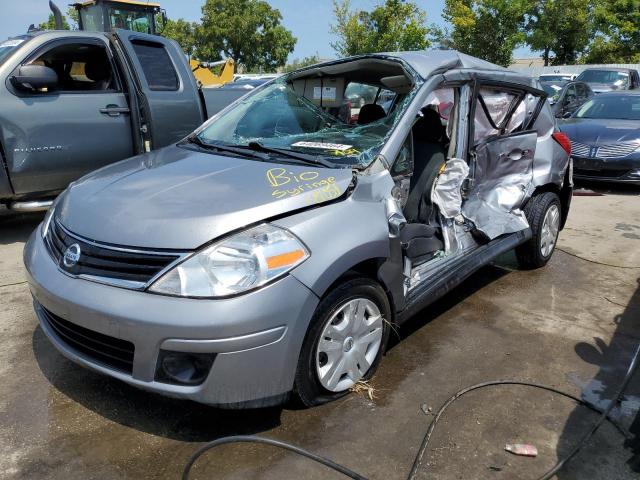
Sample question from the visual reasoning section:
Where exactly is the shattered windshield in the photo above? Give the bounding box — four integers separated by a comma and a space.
198, 78, 412, 168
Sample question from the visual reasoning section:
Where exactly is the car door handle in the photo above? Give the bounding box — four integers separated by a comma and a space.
507, 148, 530, 160
100, 105, 130, 117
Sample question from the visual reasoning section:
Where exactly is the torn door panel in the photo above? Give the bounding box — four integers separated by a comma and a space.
462, 132, 537, 239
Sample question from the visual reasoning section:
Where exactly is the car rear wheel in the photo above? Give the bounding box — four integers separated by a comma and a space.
294, 278, 391, 407
516, 192, 561, 269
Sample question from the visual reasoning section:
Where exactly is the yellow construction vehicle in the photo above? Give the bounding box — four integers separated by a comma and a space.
190, 58, 235, 87
71, 0, 166, 34
66, 0, 235, 87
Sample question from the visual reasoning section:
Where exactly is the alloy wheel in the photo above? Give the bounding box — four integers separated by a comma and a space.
540, 204, 560, 257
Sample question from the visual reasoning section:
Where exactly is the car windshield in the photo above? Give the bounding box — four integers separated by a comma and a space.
577, 69, 630, 87
197, 77, 409, 168
541, 83, 563, 98
0, 37, 26, 66
574, 95, 640, 120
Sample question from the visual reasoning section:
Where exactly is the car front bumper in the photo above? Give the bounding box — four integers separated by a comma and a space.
24, 226, 319, 407
572, 155, 640, 185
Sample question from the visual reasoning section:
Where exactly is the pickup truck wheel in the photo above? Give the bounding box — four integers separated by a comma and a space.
294, 278, 391, 407
516, 192, 561, 269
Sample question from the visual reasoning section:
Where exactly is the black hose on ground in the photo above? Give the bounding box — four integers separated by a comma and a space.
183, 343, 640, 480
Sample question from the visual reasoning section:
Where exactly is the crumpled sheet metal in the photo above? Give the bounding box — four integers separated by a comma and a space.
462, 136, 533, 239
430, 158, 469, 219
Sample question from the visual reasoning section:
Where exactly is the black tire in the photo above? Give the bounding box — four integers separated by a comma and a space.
516, 191, 561, 269
294, 277, 391, 407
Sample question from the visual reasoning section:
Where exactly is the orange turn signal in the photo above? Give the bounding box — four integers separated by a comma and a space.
266, 249, 306, 269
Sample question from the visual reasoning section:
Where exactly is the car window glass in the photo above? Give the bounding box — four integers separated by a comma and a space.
565, 85, 576, 98
26, 42, 116, 93
344, 82, 397, 121
575, 95, 640, 120
474, 88, 517, 143
131, 40, 179, 91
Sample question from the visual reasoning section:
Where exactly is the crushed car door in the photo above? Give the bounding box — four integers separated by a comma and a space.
112, 29, 206, 149
462, 87, 538, 239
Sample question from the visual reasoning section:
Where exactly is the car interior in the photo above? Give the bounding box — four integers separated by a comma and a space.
27, 42, 116, 92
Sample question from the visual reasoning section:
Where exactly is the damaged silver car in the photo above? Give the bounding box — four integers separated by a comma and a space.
24, 50, 572, 408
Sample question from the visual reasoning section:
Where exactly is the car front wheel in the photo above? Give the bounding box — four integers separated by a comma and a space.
294, 278, 391, 407
516, 191, 561, 269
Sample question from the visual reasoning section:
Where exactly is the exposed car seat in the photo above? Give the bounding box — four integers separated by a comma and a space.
400, 107, 448, 265
404, 108, 447, 224
357, 103, 386, 124
84, 60, 112, 90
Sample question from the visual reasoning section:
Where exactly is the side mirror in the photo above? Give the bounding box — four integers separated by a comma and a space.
11, 65, 58, 91
562, 111, 572, 119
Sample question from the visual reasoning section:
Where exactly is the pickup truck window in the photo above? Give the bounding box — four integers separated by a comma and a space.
131, 40, 179, 91
27, 42, 117, 92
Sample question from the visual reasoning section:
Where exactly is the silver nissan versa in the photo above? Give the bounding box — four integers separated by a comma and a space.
25, 51, 572, 408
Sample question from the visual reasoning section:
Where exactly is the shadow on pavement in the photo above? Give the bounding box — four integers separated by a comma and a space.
0, 211, 44, 245
557, 276, 640, 477
31, 326, 283, 443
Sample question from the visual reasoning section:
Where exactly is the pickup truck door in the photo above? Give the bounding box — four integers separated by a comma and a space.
112, 29, 206, 149
1, 36, 135, 196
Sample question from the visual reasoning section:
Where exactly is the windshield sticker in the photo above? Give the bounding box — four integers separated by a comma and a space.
292, 141, 353, 151
266, 167, 341, 201
312, 86, 337, 101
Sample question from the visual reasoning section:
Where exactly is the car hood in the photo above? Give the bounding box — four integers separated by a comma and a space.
56, 145, 353, 249
559, 118, 640, 145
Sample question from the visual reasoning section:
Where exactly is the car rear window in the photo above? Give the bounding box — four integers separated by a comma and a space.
131, 40, 179, 91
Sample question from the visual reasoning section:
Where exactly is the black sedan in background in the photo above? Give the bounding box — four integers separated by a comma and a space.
560, 92, 640, 185
542, 80, 593, 118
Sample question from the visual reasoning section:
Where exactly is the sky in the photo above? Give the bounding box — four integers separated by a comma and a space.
1, 0, 531, 61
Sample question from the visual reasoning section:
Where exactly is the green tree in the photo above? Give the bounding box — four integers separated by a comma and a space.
162, 18, 199, 55
283, 54, 322, 73
525, 0, 594, 66
38, 6, 77, 30
196, 0, 296, 71
584, 0, 640, 63
442, 0, 528, 66
330, 0, 431, 57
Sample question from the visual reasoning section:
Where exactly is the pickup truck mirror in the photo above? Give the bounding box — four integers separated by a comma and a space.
11, 65, 58, 91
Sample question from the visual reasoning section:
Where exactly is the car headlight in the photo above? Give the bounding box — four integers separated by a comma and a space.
148, 224, 309, 298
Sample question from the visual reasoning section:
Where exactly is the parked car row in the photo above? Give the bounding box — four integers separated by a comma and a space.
537, 68, 640, 186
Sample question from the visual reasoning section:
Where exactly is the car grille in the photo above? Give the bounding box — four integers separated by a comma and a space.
571, 141, 639, 159
39, 304, 135, 374
574, 168, 630, 178
44, 218, 183, 288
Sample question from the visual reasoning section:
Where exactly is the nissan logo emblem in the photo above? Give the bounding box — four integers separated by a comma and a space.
63, 243, 81, 268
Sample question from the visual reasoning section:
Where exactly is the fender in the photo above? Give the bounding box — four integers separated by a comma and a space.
273, 195, 391, 300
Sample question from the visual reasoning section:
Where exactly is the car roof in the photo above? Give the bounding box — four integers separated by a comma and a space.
294, 50, 537, 89
581, 67, 637, 72
593, 90, 640, 96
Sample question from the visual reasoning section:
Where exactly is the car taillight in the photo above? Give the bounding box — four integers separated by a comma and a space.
552, 132, 572, 156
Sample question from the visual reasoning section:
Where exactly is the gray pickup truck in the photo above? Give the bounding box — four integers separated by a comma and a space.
0, 28, 241, 211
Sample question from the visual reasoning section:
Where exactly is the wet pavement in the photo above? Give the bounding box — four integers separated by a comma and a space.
1, 186, 639, 480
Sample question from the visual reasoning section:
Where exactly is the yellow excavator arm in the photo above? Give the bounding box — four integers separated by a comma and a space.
190, 58, 235, 87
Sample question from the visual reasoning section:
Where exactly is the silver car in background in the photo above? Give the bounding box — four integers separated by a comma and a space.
25, 50, 572, 408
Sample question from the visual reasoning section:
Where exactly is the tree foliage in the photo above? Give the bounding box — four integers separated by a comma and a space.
283, 55, 322, 73
585, 0, 640, 63
525, 0, 594, 65
197, 0, 296, 71
441, 0, 528, 66
38, 7, 77, 30
162, 18, 199, 55
330, 0, 431, 57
